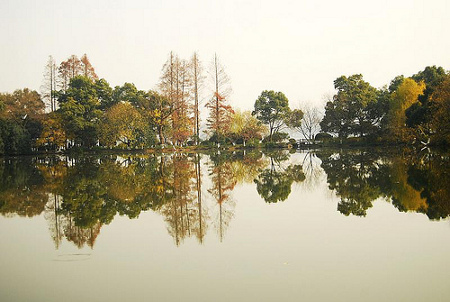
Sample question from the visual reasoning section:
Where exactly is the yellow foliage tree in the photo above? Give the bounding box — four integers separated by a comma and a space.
99, 102, 148, 148
387, 78, 425, 142
36, 112, 67, 150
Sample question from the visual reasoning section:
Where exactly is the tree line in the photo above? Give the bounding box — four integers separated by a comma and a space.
0, 52, 268, 154
320, 66, 450, 146
0, 53, 449, 155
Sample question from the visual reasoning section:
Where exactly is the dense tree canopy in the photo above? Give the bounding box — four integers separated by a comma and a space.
57, 76, 105, 147
99, 102, 149, 148
0, 89, 45, 154
253, 90, 291, 141
406, 66, 448, 134
320, 74, 381, 138
388, 78, 425, 140
430, 77, 450, 145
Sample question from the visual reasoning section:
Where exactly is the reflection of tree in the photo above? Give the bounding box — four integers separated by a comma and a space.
389, 157, 428, 214
318, 150, 388, 216
300, 152, 324, 190
406, 153, 450, 220
63, 217, 102, 249
193, 153, 209, 243
159, 154, 197, 245
54, 159, 109, 248
318, 149, 450, 220
254, 151, 305, 203
98, 156, 158, 218
229, 151, 267, 184
208, 152, 237, 242
44, 194, 64, 249
2, 150, 450, 248
0, 158, 48, 217
60, 160, 114, 227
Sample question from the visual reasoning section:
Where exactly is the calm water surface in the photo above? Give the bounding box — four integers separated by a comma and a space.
1, 149, 449, 302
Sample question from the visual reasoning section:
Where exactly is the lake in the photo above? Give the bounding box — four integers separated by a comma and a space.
1, 149, 449, 302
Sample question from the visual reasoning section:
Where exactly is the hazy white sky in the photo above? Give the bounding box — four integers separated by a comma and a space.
1, 0, 449, 110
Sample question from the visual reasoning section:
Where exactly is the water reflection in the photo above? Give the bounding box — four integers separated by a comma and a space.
254, 151, 305, 203
0, 149, 449, 248
317, 149, 450, 219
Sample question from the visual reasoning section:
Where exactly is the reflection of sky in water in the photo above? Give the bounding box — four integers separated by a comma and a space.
0, 150, 449, 302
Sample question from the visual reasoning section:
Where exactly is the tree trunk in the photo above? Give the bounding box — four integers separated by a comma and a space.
158, 125, 165, 145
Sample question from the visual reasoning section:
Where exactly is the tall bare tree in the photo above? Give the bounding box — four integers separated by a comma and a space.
41, 55, 57, 111
295, 103, 322, 143
190, 52, 204, 145
205, 53, 233, 140
171, 57, 192, 145
58, 55, 82, 91
159, 52, 193, 145
80, 54, 98, 80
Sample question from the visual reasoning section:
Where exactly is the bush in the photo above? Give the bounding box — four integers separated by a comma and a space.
263, 132, 289, 143
315, 132, 332, 141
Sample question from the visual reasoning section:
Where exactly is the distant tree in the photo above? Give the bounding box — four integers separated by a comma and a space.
388, 75, 405, 93
171, 57, 192, 145
99, 102, 148, 148
58, 55, 83, 91
386, 78, 425, 142
320, 98, 349, 139
407, 66, 449, 138
190, 52, 204, 144
3, 88, 45, 141
36, 112, 67, 150
205, 54, 233, 141
285, 108, 304, 132
320, 74, 379, 138
229, 110, 267, 145
80, 54, 98, 80
58, 76, 103, 147
95, 78, 113, 109
158, 52, 192, 145
411, 66, 447, 105
110, 84, 158, 145
111, 83, 144, 109
159, 51, 177, 105
293, 104, 321, 143
3, 88, 45, 121
430, 77, 450, 145
0, 89, 45, 154
41, 55, 57, 111
138, 90, 173, 145
253, 90, 290, 142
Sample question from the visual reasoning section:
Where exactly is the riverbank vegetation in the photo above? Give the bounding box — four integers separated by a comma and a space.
0, 53, 449, 155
